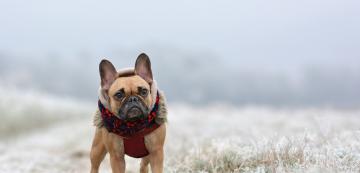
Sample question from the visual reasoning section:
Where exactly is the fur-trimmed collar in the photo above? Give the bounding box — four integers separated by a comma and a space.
98, 91, 161, 137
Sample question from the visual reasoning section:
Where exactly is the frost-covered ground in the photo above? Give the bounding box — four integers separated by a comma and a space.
0, 89, 360, 173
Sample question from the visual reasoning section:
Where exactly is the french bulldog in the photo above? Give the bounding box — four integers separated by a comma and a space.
90, 53, 167, 173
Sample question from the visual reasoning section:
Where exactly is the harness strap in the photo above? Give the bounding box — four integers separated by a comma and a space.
123, 124, 160, 158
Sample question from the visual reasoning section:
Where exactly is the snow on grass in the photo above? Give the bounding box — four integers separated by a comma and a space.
0, 87, 92, 138
164, 105, 360, 173
0, 91, 359, 173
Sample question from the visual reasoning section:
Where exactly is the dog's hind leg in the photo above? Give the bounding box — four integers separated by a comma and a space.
90, 128, 107, 173
140, 156, 150, 173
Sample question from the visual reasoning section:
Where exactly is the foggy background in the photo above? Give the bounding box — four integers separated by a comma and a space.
0, 0, 359, 108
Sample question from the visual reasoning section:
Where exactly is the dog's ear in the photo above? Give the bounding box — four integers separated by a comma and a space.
135, 53, 153, 83
99, 59, 117, 90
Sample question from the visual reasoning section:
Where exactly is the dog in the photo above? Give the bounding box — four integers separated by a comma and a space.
90, 53, 167, 173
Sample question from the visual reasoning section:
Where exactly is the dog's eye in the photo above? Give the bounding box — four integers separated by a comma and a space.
139, 88, 148, 97
114, 90, 124, 99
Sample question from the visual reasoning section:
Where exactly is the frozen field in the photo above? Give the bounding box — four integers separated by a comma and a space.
0, 89, 360, 173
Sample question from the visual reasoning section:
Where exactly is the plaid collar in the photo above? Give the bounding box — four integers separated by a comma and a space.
98, 91, 160, 138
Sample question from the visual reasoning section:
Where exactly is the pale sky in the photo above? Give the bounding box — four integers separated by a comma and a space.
0, 0, 359, 69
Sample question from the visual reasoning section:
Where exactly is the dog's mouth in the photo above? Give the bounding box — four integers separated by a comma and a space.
126, 106, 144, 119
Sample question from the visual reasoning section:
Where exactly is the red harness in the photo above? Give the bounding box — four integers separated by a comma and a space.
98, 92, 160, 158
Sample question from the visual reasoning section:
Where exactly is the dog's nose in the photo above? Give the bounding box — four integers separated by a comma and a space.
127, 96, 139, 103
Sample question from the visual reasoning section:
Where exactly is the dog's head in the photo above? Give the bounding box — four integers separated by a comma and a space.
99, 53, 154, 120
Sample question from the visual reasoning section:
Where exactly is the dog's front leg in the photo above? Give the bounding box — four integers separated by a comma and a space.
90, 128, 107, 173
149, 148, 164, 173
145, 124, 166, 173
103, 130, 126, 173
109, 152, 125, 173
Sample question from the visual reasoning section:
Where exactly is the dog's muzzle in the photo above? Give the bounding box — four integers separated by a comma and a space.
118, 96, 149, 121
